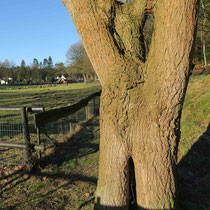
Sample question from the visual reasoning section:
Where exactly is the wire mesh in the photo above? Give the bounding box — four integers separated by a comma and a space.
0, 96, 100, 166
39, 97, 100, 150
0, 112, 24, 166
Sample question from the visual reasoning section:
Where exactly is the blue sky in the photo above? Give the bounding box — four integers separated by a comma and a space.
0, 0, 80, 66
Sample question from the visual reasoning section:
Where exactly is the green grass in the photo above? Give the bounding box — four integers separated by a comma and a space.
0, 82, 101, 110
178, 74, 210, 161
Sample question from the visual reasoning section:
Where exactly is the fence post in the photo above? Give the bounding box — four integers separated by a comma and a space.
21, 107, 32, 171
93, 97, 96, 115
86, 102, 91, 119
37, 127, 41, 159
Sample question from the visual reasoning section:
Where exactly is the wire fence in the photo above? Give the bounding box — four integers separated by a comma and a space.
0, 92, 100, 169
0, 114, 23, 139
37, 97, 100, 150
0, 112, 24, 166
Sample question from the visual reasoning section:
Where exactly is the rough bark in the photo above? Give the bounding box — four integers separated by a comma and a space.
62, 0, 200, 209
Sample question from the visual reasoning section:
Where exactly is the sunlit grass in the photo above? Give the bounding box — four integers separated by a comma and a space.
0, 82, 101, 110
178, 74, 210, 161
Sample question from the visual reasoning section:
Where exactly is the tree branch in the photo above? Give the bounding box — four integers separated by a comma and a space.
62, 0, 149, 86
62, 0, 125, 86
113, 0, 147, 62
143, 0, 200, 109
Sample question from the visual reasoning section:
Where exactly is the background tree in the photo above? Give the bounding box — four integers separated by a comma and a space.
32, 58, 39, 69
199, 0, 209, 66
62, 0, 200, 209
0, 59, 15, 81
0, 57, 66, 84
46, 56, 55, 82
41, 58, 50, 82
43, 58, 48, 69
47, 56, 53, 69
18, 60, 27, 82
193, 0, 209, 65
55, 62, 67, 77
10, 66, 18, 82
66, 42, 96, 81
31, 58, 42, 83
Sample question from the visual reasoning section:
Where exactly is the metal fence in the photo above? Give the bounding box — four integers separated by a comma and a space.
0, 112, 23, 166
35, 94, 100, 156
0, 107, 44, 168
0, 92, 100, 170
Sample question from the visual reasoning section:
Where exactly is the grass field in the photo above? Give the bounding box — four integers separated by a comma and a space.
0, 82, 101, 110
0, 76, 209, 209
179, 75, 210, 160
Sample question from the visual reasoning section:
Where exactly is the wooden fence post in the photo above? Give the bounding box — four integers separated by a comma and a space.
85, 105, 88, 120
86, 102, 91, 119
93, 97, 96, 114
21, 107, 32, 171
37, 127, 41, 159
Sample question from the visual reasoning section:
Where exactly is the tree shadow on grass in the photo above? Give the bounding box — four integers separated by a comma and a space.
80, 123, 210, 210
178, 122, 210, 210
34, 116, 99, 172
0, 168, 30, 196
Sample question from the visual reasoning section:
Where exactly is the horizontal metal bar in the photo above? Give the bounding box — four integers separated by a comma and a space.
27, 107, 45, 113
0, 142, 26, 149
0, 142, 45, 152
0, 107, 21, 111
0, 106, 44, 112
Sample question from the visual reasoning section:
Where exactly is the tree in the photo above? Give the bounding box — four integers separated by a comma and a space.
31, 58, 42, 83
47, 56, 53, 69
55, 62, 67, 77
40, 57, 55, 82
1, 59, 12, 69
0, 59, 15, 81
45, 56, 54, 82
199, 0, 209, 66
66, 42, 96, 81
43, 58, 48, 68
32, 58, 39, 69
62, 0, 200, 209
18, 60, 27, 82
193, 0, 209, 65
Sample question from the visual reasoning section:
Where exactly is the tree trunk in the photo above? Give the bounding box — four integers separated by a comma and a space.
95, 71, 181, 209
201, 0, 207, 66
83, 73, 88, 82
62, 0, 200, 209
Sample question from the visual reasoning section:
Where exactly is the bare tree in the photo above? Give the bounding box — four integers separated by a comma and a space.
66, 42, 95, 81
62, 0, 200, 209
